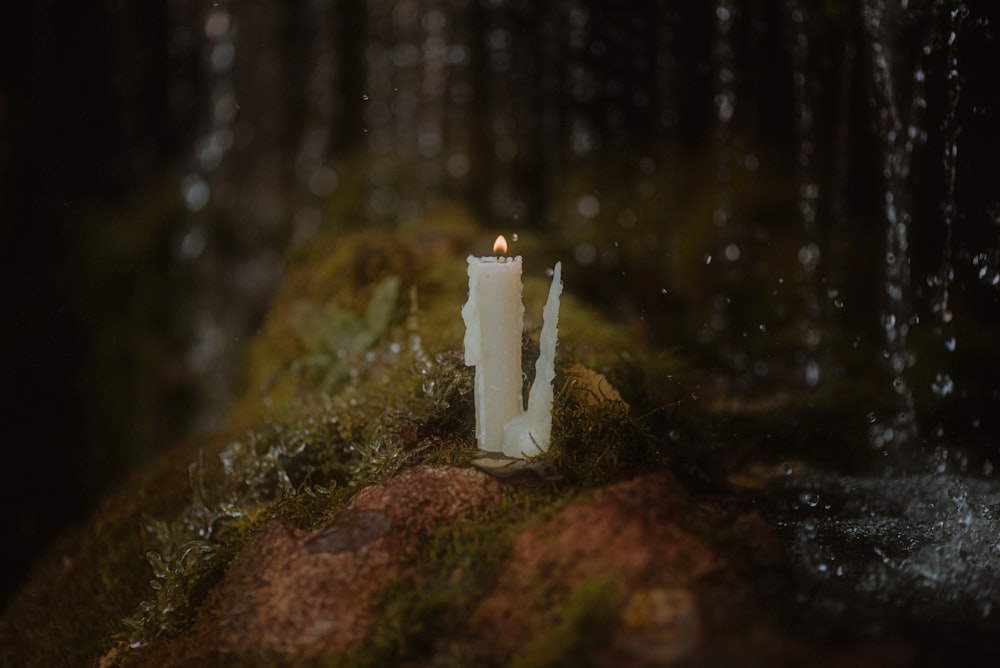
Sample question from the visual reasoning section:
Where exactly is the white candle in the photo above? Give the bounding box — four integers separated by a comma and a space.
462, 235, 563, 458
462, 235, 524, 452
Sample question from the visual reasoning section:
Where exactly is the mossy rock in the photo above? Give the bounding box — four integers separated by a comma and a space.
1, 206, 889, 667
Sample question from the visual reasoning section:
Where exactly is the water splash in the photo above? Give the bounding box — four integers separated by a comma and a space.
771, 468, 1000, 640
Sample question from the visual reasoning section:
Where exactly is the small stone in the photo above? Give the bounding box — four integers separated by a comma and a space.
618, 587, 702, 663
471, 452, 531, 479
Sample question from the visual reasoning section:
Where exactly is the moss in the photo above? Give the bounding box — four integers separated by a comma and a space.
0, 442, 203, 666
7, 213, 687, 666
544, 383, 664, 488
93, 214, 515, 656
508, 576, 621, 668
350, 496, 553, 666
360, 577, 461, 665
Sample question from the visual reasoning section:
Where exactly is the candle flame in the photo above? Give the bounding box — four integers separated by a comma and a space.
493, 234, 508, 255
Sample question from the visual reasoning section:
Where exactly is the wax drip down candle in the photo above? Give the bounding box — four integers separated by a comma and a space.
462, 235, 563, 458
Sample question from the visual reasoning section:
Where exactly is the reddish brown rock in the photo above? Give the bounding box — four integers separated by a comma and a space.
197, 465, 506, 661
469, 473, 718, 663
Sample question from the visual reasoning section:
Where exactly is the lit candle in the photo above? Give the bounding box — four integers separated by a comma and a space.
462, 235, 563, 458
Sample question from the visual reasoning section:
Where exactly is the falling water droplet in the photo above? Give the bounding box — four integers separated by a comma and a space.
178, 227, 206, 261
931, 373, 954, 398
805, 360, 821, 386
181, 175, 210, 212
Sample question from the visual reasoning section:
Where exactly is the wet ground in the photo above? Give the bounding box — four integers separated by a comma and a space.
762, 462, 1000, 663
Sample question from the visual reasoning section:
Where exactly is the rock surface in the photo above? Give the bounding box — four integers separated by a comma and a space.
172, 465, 505, 662
470, 473, 716, 664
95, 466, 725, 666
